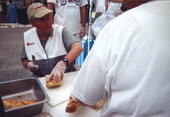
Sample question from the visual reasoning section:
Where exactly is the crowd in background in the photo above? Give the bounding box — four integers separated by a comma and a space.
0, 0, 126, 38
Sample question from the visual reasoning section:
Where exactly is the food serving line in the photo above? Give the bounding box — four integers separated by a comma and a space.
34, 71, 100, 117
0, 71, 100, 117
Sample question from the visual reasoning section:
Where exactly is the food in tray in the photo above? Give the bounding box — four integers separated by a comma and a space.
2, 99, 37, 110
46, 75, 62, 88
66, 97, 105, 113
66, 97, 80, 113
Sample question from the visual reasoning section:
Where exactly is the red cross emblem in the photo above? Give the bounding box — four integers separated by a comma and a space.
26, 42, 30, 46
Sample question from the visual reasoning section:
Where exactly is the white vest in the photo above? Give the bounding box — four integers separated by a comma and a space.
24, 25, 67, 61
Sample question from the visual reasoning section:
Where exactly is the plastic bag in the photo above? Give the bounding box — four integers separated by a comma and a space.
91, 2, 122, 37
91, 12, 115, 37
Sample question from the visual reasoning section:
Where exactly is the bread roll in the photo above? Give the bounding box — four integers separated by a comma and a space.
66, 97, 79, 113
66, 97, 105, 113
46, 75, 62, 88
90, 99, 105, 110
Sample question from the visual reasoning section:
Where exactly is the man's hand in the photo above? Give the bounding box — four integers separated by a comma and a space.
27, 62, 39, 72
47, 61, 66, 83
114, 9, 123, 17
79, 27, 86, 39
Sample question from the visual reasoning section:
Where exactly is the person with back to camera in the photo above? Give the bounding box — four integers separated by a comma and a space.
20, 3, 83, 84
66, 0, 170, 116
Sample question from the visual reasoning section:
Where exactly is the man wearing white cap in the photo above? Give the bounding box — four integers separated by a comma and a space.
21, 3, 83, 83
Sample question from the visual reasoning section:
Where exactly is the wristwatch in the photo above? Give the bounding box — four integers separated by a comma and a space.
63, 58, 69, 66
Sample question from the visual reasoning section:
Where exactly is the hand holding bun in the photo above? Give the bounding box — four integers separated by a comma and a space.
46, 75, 62, 88
65, 97, 105, 113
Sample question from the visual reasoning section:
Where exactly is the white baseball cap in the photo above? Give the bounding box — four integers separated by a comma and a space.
27, 3, 53, 20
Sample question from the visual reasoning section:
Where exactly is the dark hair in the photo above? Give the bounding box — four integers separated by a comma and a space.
121, 4, 127, 11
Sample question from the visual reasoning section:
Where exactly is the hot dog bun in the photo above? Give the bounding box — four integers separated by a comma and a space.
46, 75, 62, 88
66, 97, 79, 113
90, 99, 105, 110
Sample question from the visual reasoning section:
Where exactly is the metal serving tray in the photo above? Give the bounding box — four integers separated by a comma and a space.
0, 77, 49, 117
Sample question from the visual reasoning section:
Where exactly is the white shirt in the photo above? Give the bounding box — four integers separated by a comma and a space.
92, 0, 106, 13
71, 0, 170, 117
47, 0, 88, 34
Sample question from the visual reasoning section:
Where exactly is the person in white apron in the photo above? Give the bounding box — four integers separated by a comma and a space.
47, 0, 88, 40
